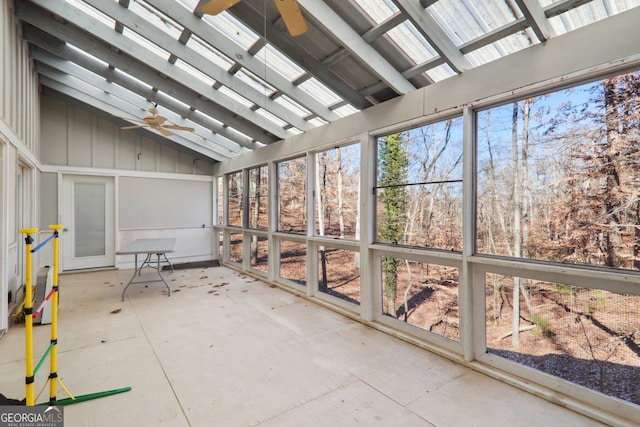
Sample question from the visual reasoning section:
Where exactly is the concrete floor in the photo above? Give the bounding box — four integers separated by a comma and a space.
0, 266, 610, 426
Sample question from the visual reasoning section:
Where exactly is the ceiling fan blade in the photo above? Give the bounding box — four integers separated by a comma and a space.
156, 127, 173, 137
121, 125, 148, 130
199, 0, 241, 15
163, 125, 195, 132
274, 0, 308, 36
146, 116, 167, 126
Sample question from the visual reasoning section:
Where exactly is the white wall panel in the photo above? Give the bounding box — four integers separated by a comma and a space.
118, 176, 212, 229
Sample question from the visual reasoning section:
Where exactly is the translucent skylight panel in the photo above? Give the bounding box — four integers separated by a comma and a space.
66, 43, 109, 68
332, 104, 359, 117
255, 45, 305, 81
155, 89, 191, 111
66, 0, 115, 27
174, 59, 217, 86
186, 35, 235, 71
255, 108, 288, 128
386, 21, 438, 64
274, 94, 311, 119
352, 0, 398, 24
463, 31, 533, 67
427, 0, 519, 46
122, 27, 171, 60
425, 63, 457, 82
546, 0, 640, 35
307, 117, 329, 128
218, 86, 254, 109
539, 0, 640, 14
201, 11, 259, 51
234, 69, 277, 98
298, 78, 341, 107
129, 0, 184, 40
177, 0, 198, 11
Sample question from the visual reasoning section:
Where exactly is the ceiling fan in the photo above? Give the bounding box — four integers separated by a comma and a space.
121, 106, 195, 137
199, 0, 308, 36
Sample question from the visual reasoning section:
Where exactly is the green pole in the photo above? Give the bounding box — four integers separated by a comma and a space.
38, 387, 132, 406
33, 342, 55, 376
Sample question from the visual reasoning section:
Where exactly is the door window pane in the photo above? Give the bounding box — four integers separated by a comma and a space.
75, 183, 105, 257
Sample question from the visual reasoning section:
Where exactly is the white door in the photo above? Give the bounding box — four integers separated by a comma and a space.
62, 175, 115, 270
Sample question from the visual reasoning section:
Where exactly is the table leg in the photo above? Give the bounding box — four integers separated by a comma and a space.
121, 253, 139, 301
157, 253, 171, 297
161, 253, 173, 273
121, 252, 171, 301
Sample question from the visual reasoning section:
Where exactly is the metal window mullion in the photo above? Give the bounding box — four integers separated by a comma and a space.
306, 152, 315, 298
268, 161, 278, 283
460, 105, 476, 362
242, 168, 250, 272
360, 133, 376, 322
222, 173, 230, 262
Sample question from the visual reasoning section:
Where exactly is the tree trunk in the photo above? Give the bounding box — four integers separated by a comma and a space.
511, 102, 521, 348
336, 147, 345, 238
403, 259, 414, 322
251, 169, 260, 262
316, 155, 326, 286
635, 203, 640, 270
603, 79, 622, 267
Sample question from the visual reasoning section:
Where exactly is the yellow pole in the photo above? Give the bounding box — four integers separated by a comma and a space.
19, 228, 39, 406
48, 224, 64, 405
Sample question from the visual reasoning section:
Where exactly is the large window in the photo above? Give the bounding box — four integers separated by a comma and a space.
381, 257, 459, 341
477, 71, 640, 270
249, 234, 268, 273
229, 232, 242, 264
485, 273, 640, 406
315, 143, 360, 239
376, 118, 464, 250
278, 157, 307, 233
248, 165, 268, 230
317, 247, 360, 305
280, 240, 306, 285
227, 171, 243, 227
216, 176, 223, 225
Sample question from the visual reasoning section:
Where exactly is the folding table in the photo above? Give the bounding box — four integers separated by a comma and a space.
116, 238, 176, 301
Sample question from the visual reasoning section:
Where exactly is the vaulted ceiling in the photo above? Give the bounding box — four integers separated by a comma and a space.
13, 0, 640, 162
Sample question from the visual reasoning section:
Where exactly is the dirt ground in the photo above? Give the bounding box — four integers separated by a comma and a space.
288, 251, 640, 406
228, 232, 639, 406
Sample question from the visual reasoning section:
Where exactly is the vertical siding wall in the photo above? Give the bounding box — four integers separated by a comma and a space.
40, 97, 212, 175
0, 0, 41, 333
39, 96, 216, 269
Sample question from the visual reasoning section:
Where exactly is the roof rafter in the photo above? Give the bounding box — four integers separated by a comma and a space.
514, 0, 555, 42
32, 48, 248, 159
17, 0, 284, 145
227, 1, 373, 110
83, 0, 314, 132
393, 0, 473, 74
298, 0, 416, 96
23, 24, 260, 152
39, 73, 228, 161
147, 0, 341, 124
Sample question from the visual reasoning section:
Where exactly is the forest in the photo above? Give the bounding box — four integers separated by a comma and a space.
222, 70, 639, 405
